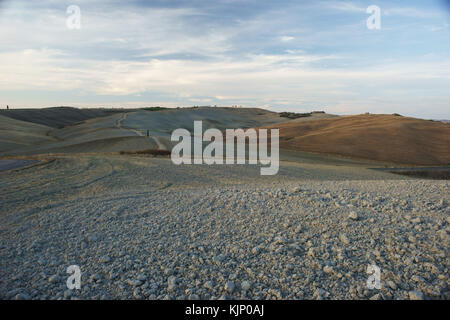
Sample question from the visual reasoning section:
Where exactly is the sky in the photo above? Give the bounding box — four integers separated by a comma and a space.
0, 0, 449, 119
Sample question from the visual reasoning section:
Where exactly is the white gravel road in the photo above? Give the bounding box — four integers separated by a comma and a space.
117, 113, 167, 150
0, 155, 448, 300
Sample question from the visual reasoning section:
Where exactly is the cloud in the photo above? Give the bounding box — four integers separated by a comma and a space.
280, 36, 295, 42
324, 1, 366, 13
383, 7, 442, 19
0, 0, 449, 119
1, 46, 448, 116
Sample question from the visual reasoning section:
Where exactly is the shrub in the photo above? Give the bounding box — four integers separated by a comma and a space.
279, 112, 312, 119
136, 149, 171, 156
390, 170, 450, 180
119, 149, 171, 157
141, 107, 167, 111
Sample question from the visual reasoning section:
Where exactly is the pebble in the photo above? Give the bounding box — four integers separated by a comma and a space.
348, 211, 359, 220
64, 290, 73, 299
14, 293, 30, 300
339, 233, 350, 245
241, 281, 251, 291
168, 276, 178, 292
137, 274, 147, 282
225, 281, 235, 293
100, 255, 111, 263
203, 281, 214, 290
323, 266, 333, 274
251, 247, 261, 255
127, 279, 143, 287
48, 275, 59, 284
409, 291, 424, 300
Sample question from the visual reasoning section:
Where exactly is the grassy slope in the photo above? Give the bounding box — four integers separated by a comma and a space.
0, 115, 55, 153
268, 114, 450, 166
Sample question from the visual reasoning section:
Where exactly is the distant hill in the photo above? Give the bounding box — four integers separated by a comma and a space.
0, 114, 55, 153
2, 107, 447, 166
267, 114, 450, 166
0, 107, 131, 128
0, 106, 290, 155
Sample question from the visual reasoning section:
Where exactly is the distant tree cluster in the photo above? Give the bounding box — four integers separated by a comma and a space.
279, 110, 325, 119
120, 149, 171, 157
279, 112, 312, 119
141, 107, 167, 111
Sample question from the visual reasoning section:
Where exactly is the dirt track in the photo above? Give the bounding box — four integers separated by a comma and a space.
0, 159, 40, 172
117, 113, 167, 150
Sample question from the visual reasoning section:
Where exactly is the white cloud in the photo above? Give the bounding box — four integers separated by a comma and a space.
280, 36, 295, 42
383, 7, 442, 19
1, 46, 448, 117
324, 2, 366, 13
0, 0, 449, 118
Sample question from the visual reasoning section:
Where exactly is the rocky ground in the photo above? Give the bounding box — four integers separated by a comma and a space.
0, 155, 448, 300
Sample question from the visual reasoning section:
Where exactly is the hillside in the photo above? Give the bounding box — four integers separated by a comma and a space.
0, 107, 130, 128
0, 107, 290, 155
269, 114, 450, 166
0, 115, 56, 153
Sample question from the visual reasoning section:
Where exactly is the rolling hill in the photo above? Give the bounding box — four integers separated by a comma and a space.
268, 114, 450, 166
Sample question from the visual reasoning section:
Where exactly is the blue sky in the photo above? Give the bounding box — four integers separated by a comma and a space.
0, 0, 449, 118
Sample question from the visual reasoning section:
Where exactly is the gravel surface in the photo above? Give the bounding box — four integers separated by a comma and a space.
0, 155, 448, 300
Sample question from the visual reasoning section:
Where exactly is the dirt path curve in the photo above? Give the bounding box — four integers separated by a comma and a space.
0, 159, 40, 172
116, 113, 128, 129
152, 136, 167, 151
116, 113, 167, 151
